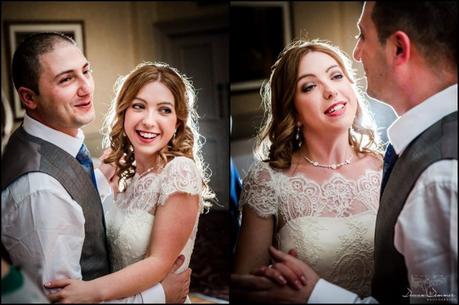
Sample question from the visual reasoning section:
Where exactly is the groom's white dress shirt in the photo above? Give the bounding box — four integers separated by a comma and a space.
308, 84, 458, 304
1, 114, 165, 303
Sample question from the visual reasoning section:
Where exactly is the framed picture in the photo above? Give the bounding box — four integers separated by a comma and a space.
4, 21, 85, 120
230, 2, 291, 92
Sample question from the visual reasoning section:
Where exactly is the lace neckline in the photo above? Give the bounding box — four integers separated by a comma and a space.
282, 208, 376, 221
267, 162, 381, 186
138, 165, 162, 178
133, 158, 177, 180
240, 161, 382, 225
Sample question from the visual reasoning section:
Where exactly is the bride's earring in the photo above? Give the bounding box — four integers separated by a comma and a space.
168, 130, 177, 149
295, 122, 302, 147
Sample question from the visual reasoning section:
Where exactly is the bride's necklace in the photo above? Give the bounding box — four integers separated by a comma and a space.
303, 152, 353, 170
138, 163, 163, 177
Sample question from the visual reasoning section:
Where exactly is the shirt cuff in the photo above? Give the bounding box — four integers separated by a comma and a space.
308, 279, 359, 303
94, 168, 112, 202
141, 283, 165, 303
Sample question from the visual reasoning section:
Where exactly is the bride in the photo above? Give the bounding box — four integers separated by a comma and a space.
46, 62, 214, 303
233, 39, 382, 298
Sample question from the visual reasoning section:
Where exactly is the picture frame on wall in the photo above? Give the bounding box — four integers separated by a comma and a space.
4, 21, 85, 120
230, 2, 291, 92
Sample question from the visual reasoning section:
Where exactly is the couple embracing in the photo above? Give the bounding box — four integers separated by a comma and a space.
232, 2, 457, 304
2, 31, 213, 303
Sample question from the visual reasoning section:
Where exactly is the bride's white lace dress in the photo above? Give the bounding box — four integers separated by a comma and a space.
240, 161, 381, 297
105, 157, 203, 302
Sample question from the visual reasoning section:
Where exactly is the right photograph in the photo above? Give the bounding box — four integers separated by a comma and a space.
230, 1, 457, 304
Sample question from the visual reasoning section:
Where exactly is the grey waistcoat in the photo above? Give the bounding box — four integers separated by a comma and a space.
372, 112, 457, 303
1, 126, 111, 280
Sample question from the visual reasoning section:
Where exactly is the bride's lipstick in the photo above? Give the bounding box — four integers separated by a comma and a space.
324, 102, 346, 117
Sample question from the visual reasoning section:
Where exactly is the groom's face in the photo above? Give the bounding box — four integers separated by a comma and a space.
33, 42, 96, 137
353, 2, 391, 102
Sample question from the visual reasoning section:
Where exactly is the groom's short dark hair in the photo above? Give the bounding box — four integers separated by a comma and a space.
372, 1, 457, 66
11, 32, 77, 95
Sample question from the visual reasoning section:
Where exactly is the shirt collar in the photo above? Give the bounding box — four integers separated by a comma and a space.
23, 113, 85, 158
388, 84, 457, 156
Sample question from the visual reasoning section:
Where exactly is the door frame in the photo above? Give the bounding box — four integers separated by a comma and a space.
153, 14, 228, 63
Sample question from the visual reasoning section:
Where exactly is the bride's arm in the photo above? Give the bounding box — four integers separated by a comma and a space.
98, 192, 199, 301
234, 205, 275, 274
46, 192, 199, 303
234, 208, 307, 290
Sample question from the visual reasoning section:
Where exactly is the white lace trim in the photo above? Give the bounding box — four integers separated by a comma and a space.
240, 161, 380, 298
115, 157, 203, 213
107, 157, 202, 275
240, 161, 381, 225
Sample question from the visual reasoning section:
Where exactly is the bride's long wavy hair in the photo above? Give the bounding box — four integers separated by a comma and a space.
256, 39, 383, 169
102, 62, 214, 207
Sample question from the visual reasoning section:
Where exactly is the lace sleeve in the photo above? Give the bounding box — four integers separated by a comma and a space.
239, 161, 278, 218
158, 157, 202, 207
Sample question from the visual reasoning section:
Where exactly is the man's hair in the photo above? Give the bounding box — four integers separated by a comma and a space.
372, 2, 457, 67
11, 32, 77, 95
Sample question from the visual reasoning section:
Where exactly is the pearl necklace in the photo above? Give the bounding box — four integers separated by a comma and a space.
138, 164, 163, 177
303, 153, 353, 170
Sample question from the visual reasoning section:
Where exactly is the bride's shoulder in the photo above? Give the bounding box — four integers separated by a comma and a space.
164, 156, 197, 171
248, 159, 274, 173
161, 157, 201, 182
168, 156, 194, 164
245, 160, 276, 180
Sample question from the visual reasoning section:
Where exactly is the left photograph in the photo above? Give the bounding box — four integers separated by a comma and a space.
1, 2, 229, 304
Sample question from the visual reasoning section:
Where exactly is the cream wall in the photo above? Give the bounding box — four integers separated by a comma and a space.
1, 1, 228, 156
231, 1, 364, 140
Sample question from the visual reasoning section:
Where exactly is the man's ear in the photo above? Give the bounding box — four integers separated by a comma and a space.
17, 87, 38, 110
388, 31, 411, 66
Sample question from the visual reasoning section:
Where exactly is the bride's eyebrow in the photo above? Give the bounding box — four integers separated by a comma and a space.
297, 64, 339, 82
133, 97, 147, 103
325, 64, 339, 73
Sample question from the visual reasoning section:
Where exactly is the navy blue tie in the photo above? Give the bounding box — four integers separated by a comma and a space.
380, 143, 398, 198
76, 143, 98, 190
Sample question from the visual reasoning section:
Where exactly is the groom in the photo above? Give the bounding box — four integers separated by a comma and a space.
1, 32, 189, 303
231, 1, 457, 303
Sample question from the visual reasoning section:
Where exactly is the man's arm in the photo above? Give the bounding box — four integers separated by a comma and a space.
230, 246, 316, 303
2, 173, 174, 304
48, 256, 191, 304
231, 273, 378, 304
1, 173, 85, 294
46, 192, 198, 304
395, 160, 458, 302
232, 246, 379, 303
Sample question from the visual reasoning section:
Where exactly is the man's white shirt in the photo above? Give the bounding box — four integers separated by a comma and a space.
309, 84, 458, 303
1, 113, 165, 303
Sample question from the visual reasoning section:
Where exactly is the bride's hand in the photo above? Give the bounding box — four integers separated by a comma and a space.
269, 246, 319, 294
98, 149, 119, 193
251, 248, 308, 290
98, 149, 115, 178
45, 279, 102, 303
